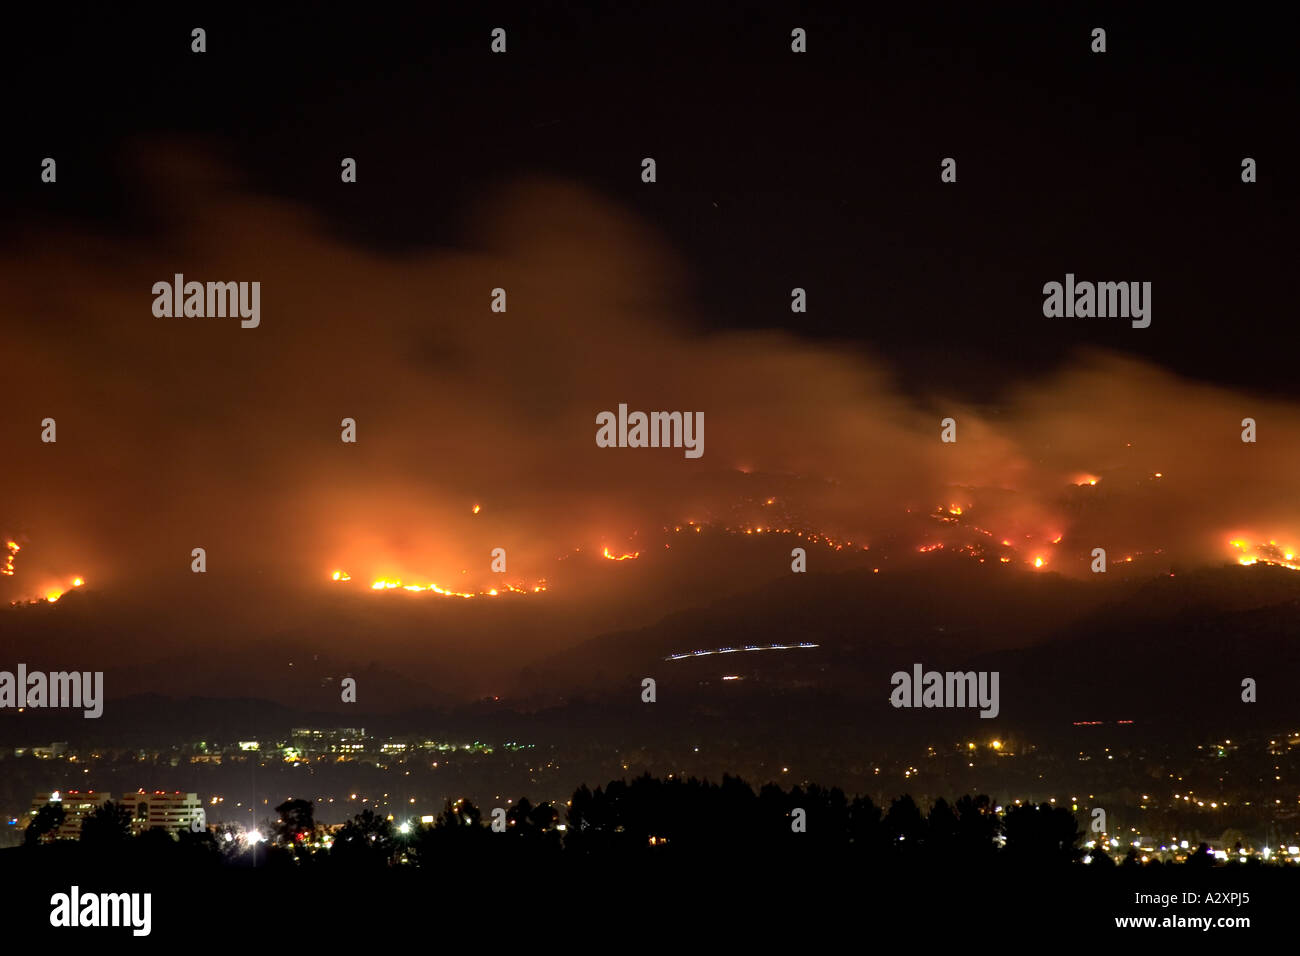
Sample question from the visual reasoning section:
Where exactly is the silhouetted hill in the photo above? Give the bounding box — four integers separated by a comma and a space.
520, 561, 1300, 736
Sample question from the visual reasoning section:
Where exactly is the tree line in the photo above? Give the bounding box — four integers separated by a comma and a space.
22, 773, 1221, 869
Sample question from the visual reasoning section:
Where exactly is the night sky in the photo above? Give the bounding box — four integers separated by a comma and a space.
6, 6, 1296, 395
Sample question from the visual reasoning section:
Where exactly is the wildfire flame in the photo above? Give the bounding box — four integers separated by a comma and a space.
2, 540, 85, 604
1228, 538, 1299, 572
678, 523, 866, 552
602, 547, 640, 561
40, 576, 85, 604
333, 572, 546, 597
918, 503, 1070, 570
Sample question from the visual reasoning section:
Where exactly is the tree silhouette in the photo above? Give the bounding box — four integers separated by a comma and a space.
504, 797, 559, 844
800, 783, 851, 854
883, 794, 926, 857
332, 808, 395, 867
953, 794, 1000, 862
927, 797, 960, 858
136, 825, 176, 854
274, 798, 316, 846
1002, 803, 1082, 866
528, 800, 559, 832
24, 802, 65, 845
848, 794, 884, 856
17, 772, 1235, 877
436, 797, 482, 829
79, 800, 134, 846
1187, 842, 1215, 868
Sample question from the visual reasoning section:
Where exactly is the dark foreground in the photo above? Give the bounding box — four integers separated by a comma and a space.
3, 843, 1290, 943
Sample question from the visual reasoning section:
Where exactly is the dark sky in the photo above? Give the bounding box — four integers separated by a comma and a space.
5, 4, 1296, 401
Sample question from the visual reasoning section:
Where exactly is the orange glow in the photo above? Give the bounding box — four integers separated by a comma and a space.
673, 521, 868, 552
1227, 537, 1299, 572
1073, 475, 1100, 487
1, 541, 86, 604
1033, 556, 1045, 568
602, 547, 640, 561
472, 504, 481, 515
34, 575, 85, 604
337, 572, 544, 597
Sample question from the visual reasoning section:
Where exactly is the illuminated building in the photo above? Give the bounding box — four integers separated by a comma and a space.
291, 727, 368, 754
130, 791, 204, 835
29, 790, 114, 840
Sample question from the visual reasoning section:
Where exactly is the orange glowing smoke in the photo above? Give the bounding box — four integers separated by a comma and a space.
1073, 475, 1100, 487
919, 503, 1064, 569
41, 576, 85, 604
2, 540, 85, 604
